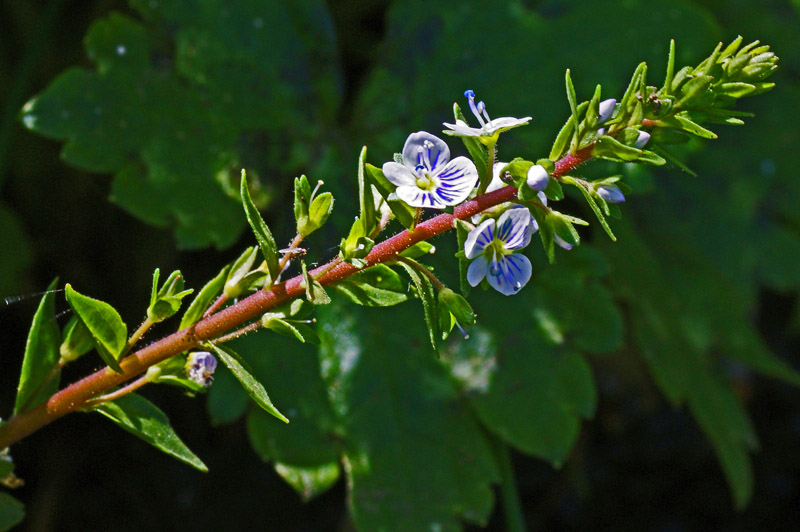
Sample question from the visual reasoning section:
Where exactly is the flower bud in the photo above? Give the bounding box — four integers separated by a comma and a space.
633, 130, 650, 148
526, 164, 550, 191
596, 184, 625, 204
185, 351, 217, 387
597, 98, 616, 124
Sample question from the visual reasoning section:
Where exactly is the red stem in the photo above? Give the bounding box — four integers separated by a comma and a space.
0, 146, 593, 450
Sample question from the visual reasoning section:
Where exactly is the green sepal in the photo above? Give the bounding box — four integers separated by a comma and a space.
592, 135, 644, 162
550, 101, 589, 160
304, 192, 334, 236
660, 114, 718, 139
64, 283, 127, 374
499, 158, 534, 187
293, 174, 312, 233
301, 260, 331, 306
583, 84, 603, 129
547, 211, 581, 247
340, 217, 374, 267
364, 163, 416, 230
59, 315, 95, 363
208, 343, 289, 423
224, 246, 265, 298
564, 69, 581, 152
357, 146, 377, 236
396, 259, 439, 353
636, 150, 667, 166
262, 316, 320, 345
146, 269, 193, 323
452, 102, 490, 190
15, 278, 61, 414
677, 74, 714, 108
455, 219, 472, 296
620, 62, 647, 112
91, 393, 207, 471
543, 175, 564, 201
400, 241, 436, 259
179, 264, 230, 329
561, 176, 616, 241
328, 264, 410, 307
437, 288, 475, 341
528, 206, 555, 263
661, 39, 676, 96
240, 170, 280, 282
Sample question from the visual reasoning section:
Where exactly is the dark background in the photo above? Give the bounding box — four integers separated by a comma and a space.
1, 1, 799, 531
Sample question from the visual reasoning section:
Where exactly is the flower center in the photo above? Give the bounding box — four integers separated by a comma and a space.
415, 169, 437, 190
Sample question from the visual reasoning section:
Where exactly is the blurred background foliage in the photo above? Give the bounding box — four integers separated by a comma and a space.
1, 0, 799, 530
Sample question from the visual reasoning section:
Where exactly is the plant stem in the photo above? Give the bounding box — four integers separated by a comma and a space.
203, 294, 229, 318
394, 255, 446, 291
82, 375, 150, 409
0, 145, 594, 450
210, 321, 261, 344
125, 318, 153, 356
492, 436, 526, 532
278, 233, 305, 273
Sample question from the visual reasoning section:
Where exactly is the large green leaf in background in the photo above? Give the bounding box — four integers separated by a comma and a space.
20, 0, 341, 248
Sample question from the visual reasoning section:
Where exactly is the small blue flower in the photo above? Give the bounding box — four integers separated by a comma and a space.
596, 184, 625, 204
443, 90, 531, 143
465, 208, 533, 295
597, 98, 617, 124
382, 131, 478, 209
186, 351, 218, 387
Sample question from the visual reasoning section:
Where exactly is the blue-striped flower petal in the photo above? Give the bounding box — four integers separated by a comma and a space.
496, 208, 532, 251
486, 254, 532, 296
464, 219, 495, 259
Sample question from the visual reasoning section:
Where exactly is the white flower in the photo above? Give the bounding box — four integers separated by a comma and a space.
465, 208, 533, 295
186, 351, 218, 387
443, 90, 531, 143
382, 131, 478, 209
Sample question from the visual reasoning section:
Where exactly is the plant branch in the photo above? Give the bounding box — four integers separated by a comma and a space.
0, 145, 594, 450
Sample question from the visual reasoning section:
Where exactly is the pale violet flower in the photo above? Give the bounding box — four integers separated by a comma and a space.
465, 208, 533, 295
596, 184, 625, 204
633, 130, 650, 148
382, 131, 478, 209
598, 98, 617, 124
186, 351, 218, 387
443, 90, 531, 143
526, 164, 549, 191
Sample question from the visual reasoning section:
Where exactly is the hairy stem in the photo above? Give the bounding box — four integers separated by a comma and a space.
394, 255, 446, 291
82, 375, 150, 409
0, 146, 594, 450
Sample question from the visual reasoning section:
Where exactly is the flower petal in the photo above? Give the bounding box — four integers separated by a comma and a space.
382, 161, 417, 187
443, 120, 484, 137
484, 116, 531, 134
495, 208, 532, 251
467, 256, 489, 287
433, 156, 478, 206
486, 253, 532, 296
395, 185, 441, 209
464, 219, 495, 259
485, 161, 509, 193
402, 131, 450, 172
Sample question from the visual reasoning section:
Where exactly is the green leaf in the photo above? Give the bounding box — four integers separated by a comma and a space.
240, 171, 280, 281
529, 206, 555, 264
208, 343, 289, 423
592, 135, 643, 162
263, 317, 320, 345
179, 264, 230, 329
0, 492, 25, 532
92, 393, 207, 472
22, 3, 341, 248
147, 269, 193, 323
14, 278, 61, 414
59, 316, 95, 363
564, 69, 580, 152
293, 174, 311, 232
357, 146, 377, 235
364, 163, 416, 230
305, 192, 334, 235
329, 264, 409, 307
398, 241, 435, 259
562, 176, 616, 241
396, 260, 439, 353
274, 462, 341, 502
300, 260, 331, 306
455, 219, 472, 296
64, 283, 127, 373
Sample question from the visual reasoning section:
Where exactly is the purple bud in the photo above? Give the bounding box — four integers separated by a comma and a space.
596, 184, 625, 204
597, 98, 616, 124
186, 351, 218, 387
633, 130, 650, 148
526, 164, 550, 191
